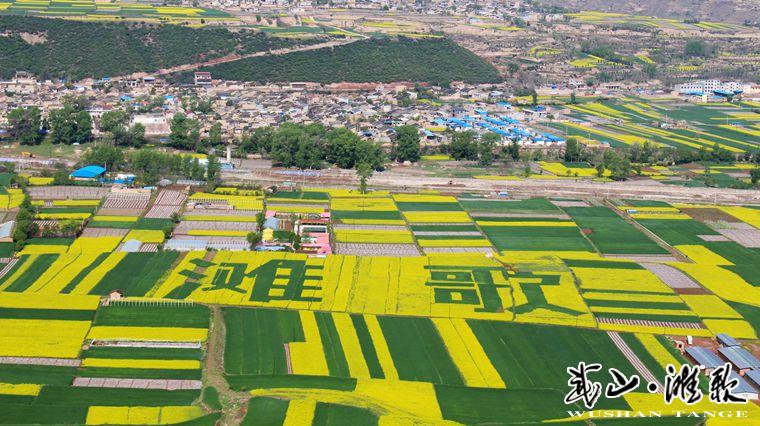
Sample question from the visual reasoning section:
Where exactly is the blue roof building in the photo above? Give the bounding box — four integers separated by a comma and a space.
716, 333, 740, 348
69, 165, 106, 180
685, 346, 724, 371
719, 346, 760, 371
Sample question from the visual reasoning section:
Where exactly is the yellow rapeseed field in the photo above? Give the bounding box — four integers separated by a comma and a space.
86, 326, 208, 342
81, 358, 201, 370
85, 406, 204, 425
289, 311, 329, 376
0, 319, 91, 358
403, 211, 471, 223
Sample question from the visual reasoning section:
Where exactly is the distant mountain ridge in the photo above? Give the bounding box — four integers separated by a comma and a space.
538, 0, 760, 24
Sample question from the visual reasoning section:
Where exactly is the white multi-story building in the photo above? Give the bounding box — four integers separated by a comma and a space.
675, 80, 745, 95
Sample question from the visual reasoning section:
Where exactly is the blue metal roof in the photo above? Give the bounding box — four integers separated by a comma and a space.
729, 371, 757, 395
717, 333, 740, 347
745, 370, 760, 388
685, 346, 724, 368
70, 165, 106, 179
719, 347, 760, 370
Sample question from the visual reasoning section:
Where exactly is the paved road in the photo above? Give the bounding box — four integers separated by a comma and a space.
222, 168, 760, 205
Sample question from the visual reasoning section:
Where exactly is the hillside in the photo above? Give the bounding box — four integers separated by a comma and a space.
0, 16, 313, 81
185, 37, 502, 85
536, 0, 760, 24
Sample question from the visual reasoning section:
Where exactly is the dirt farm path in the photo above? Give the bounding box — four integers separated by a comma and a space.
204, 306, 251, 425
117, 38, 360, 81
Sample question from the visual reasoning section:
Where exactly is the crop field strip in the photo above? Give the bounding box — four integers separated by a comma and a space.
4, 184, 760, 423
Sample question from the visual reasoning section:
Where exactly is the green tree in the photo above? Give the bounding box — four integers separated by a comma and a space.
479, 133, 500, 166
643, 63, 657, 79
506, 138, 520, 161
356, 162, 373, 194
449, 131, 477, 160
569, 92, 577, 105
206, 153, 220, 191
684, 39, 707, 57
564, 137, 583, 163
48, 103, 92, 145
392, 125, 420, 163
750, 168, 760, 186
206, 122, 223, 147
82, 144, 125, 171
169, 113, 201, 151
8, 107, 43, 146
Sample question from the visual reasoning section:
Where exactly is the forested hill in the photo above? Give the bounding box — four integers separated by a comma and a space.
184, 37, 502, 85
0, 16, 312, 81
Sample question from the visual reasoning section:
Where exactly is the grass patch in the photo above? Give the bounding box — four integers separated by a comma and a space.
93, 304, 210, 328
89, 251, 179, 296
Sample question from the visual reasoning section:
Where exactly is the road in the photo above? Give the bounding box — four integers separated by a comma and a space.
222, 167, 760, 205
115, 38, 360, 81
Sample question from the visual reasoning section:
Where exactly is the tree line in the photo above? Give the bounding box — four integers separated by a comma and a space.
0, 15, 310, 80
186, 37, 502, 85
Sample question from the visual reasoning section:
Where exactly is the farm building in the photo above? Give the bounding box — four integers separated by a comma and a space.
728, 371, 759, 401
69, 165, 106, 181
0, 221, 14, 243
746, 370, 760, 390
716, 333, 741, 348
685, 346, 724, 373
718, 347, 760, 373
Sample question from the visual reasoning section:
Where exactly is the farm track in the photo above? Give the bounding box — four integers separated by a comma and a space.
606, 331, 663, 392
118, 38, 360, 80
601, 199, 689, 262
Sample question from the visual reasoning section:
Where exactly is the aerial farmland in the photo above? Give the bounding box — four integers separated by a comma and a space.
0, 168, 759, 424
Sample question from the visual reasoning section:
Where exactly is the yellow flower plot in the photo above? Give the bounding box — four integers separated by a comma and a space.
250, 379, 446, 423
417, 239, 491, 247
675, 245, 732, 265
283, 399, 316, 425
392, 194, 457, 203
403, 211, 471, 223
572, 267, 673, 294
152, 251, 207, 298
331, 197, 397, 211
86, 326, 208, 342
634, 334, 680, 369
289, 311, 329, 376
85, 406, 204, 425
36, 212, 91, 220
174, 252, 517, 321
0, 383, 42, 396
432, 318, 505, 388
719, 206, 760, 229
188, 192, 263, 210
71, 252, 127, 294
27, 252, 106, 293
68, 236, 123, 253
365, 315, 399, 380
81, 358, 201, 370
0, 319, 91, 358
183, 215, 258, 222
702, 319, 757, 339
332, 313, 371, 379
0, 292, 99, 310
187, 230, 249, 237
668, 263, 760, 307
53, 199, 101, 206
28, 176, 54, 186
680, 295, 742, 319
91, 215, 138, 222
476, 220, 575, 227
334, 229, 414, 244
19, 244, 68, 254
124, 230, 165, 243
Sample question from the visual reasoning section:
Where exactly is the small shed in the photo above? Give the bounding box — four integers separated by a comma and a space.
120, 239, 142, 253
70, 165, 106, 181
718, 346, 760, 373
0, 221, 15, 243
685, 346, 724, 373
716, 333, 740, 348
